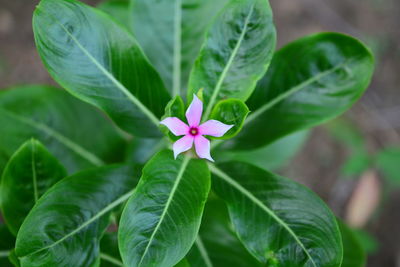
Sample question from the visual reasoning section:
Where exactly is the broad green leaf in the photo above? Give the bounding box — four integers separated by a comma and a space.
187, 198, 263, 267
15, 164, 140, 267
231, 32, 374, 149
188, 0, 276, 120
0, 139, 67, 236
338, 221, 366, 267
215, 130, 309, 171
209, 99, 249, 139
0, 85, 125, 174
0, 223, 15, 267
100, 232, 124, 267
119, 150, 210, 267
33, 0, 171, 137
375, 147, 400, 185
210, 162, 343, 266
97, 0, 130, 28
131, 0, 229, 96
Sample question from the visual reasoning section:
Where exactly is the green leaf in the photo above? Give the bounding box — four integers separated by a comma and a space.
0, 85, 125, 174
0, 139, 67, 236
97, 0, 130, 28
375, 147, 400, 185
209, 99, 249, 139
338, 221, 366, 267
100, 232, 124, 267
119, 150, 210, 267
131, 0, 229, 96
215, 130, 309, 171
210, 162, 343, 266
0, 223, 15, 267
187, 198, 264, 267
232, 32, 375, 149
15, 164, 140, 267
188, 0, 276, 120
33, 0, 171, 137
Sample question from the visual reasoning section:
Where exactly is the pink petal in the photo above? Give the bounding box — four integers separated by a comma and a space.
186, 94, 203, 127
199, 120, 234, 137
194, 135, 214, 162
160, 117, 189, 136
173, 135, 194, 159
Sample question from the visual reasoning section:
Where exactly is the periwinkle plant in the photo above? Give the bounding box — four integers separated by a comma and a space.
0, 0, 374, 266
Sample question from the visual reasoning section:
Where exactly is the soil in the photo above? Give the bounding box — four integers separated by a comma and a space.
0, 0, 399, 266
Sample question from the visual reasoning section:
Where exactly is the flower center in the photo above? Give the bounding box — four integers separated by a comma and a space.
189, 127, 199, 136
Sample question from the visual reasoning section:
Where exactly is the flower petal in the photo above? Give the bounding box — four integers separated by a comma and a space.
173, 135, 194, 159
199, 120, 234, 137
160, 117, 189, 136
194, 135, 214, 162
186, 94, 203, 127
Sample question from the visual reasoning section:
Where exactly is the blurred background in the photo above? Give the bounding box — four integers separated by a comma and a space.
0, 0, 399, 266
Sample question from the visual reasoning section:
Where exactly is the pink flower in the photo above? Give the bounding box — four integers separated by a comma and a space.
160, 95, 233, 162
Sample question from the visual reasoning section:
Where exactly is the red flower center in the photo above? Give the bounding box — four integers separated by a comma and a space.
189, 127, 199, 136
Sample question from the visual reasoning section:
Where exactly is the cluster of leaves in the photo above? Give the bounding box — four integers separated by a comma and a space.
0, 0, 375, 266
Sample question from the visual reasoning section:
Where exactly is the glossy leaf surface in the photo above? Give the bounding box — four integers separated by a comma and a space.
0, 85, 125, 174
210, 162, 343, 266
339, 221, 366, 267
0, 140, 67, 236
232, 32, 374, 149
119, 150, 210, 267
209, 99, 249, 139
131, 0, 229, 95
187, 198, 263, 267
215, 130, 308, 171
189, 0, 276, 119
33, 0, 170, 137
15, 164, 140, 267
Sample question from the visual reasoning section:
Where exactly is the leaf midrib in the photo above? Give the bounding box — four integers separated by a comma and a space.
245, 60, 351, 125
3, 110, 104, 166
38, 7, 160, 126
19, 189, 134, 259
203, 3, 255, 121
137, 156, 190, 266
210, 59, 352, 150
209, 164, 318, 267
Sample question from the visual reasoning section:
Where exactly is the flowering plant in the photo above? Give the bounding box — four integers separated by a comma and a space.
0, 0, 374, 266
